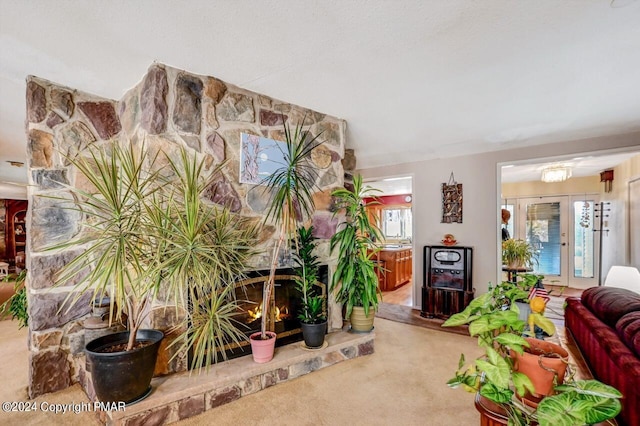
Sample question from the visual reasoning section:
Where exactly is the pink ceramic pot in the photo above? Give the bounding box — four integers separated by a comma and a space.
249, 331, 277, 363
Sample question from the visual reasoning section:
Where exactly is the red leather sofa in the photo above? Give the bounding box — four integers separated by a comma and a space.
565, 286, 640, 426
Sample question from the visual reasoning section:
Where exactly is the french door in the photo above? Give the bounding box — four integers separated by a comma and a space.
507, 196, 600, 288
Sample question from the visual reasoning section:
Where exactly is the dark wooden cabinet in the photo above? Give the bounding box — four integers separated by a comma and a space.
4, 199, 28, 266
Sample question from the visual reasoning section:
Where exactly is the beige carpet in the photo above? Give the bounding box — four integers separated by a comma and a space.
0, 317, 482, 426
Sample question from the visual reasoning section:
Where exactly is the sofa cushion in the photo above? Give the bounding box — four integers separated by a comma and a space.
581, 286, 640, 328
616, 311, 640, 358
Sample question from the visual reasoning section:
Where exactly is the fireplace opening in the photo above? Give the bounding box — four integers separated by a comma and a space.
188, 265, 328, 366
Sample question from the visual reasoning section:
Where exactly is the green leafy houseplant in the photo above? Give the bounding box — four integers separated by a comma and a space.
330, 175, 383, 327
502, 239, 538, 270
0, 269, 28, 328
259, 118, 323, 342
442, 282, 622, 426
53, 140, 258, 368
292, 226, 326, 324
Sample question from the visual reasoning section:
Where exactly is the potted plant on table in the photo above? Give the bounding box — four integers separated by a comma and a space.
502, 239, 538, 270
253, 117, 323, 362
52, 141, 258, 403
442, 281, 622, 426
292, 225, 327, 348
330, 175, 383, 333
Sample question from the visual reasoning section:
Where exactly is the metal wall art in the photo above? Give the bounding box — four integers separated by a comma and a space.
441, 172, 463, 223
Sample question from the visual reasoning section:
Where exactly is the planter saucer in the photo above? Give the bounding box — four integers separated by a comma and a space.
348, 326, 374, 334
300, 341, 328, 351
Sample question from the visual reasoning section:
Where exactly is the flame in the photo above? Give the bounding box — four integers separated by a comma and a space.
247, 303, 263, 322
247, 302, 290, 323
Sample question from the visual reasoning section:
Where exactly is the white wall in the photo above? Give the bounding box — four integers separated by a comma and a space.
603, 153, 640, 273
359, 131, 640, 305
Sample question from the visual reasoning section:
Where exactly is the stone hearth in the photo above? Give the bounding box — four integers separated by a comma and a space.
76, 330, 374, 425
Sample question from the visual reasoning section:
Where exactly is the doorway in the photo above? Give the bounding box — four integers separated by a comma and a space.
363, 176, 414, 308
503, 194, 600, 289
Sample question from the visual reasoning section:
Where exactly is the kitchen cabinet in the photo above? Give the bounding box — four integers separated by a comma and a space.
375, 246, 412, 291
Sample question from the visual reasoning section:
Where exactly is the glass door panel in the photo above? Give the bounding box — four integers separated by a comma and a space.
517, 197, 568, 286
570, 195, 599, 288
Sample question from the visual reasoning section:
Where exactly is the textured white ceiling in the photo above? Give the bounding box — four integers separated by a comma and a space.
1, 0, 640, 195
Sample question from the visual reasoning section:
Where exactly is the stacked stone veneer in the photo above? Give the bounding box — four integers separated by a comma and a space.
25, 63, 347, 399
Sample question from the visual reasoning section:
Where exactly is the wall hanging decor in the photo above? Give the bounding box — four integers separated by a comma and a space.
239, 133, 287, 185
441, 172, 463, 223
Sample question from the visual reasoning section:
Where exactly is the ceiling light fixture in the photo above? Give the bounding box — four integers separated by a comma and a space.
541, 165, 572, 183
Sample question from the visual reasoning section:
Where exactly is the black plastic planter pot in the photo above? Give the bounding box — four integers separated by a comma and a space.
301, 321, 327, 348
85, 329, 164, 404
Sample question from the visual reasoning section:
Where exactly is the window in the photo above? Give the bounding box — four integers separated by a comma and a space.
382, 207, 412, 241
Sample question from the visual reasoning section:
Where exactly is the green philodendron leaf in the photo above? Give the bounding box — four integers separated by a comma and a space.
552, 380, 622, 424
476, 347, 511, 389
556, 379, 623, 399
494, 332, 528, 349
536, 393, 587, 426
458, 353, 465, 369
530, 312, 556, 336
468, 310, 520, 336
511, 371, 534, 398
467, 292, 492, 310
469, 316, 491, 336
583, 397, 622, 425
446, 376, 463, 388
443, 310, 471, 327
479, 382, 513, 404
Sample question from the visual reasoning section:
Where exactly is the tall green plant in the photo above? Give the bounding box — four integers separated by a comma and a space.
330, 175, 382, 318
260, 117, 323, 339
292, 225, 325, 324
52, 140, 259, 370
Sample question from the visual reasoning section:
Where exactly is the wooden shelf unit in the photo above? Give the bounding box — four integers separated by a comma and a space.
4, 199, 27, 266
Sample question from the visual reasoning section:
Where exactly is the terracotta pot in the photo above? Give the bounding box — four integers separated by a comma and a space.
511, 337, 568, 398
249, 331, 276, 363
349, 306, 375, 332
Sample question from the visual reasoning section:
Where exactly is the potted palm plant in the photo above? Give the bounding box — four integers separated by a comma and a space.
442, 281, 622, 426
330, 175, 382, 332
292, 225, 327, 348
252, 117, 323, 362
53, 141, 258, 403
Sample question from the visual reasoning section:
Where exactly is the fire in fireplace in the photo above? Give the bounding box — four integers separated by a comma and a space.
189, 265, 328, 366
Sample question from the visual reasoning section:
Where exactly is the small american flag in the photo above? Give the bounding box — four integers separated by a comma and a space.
528, 282, 550, 303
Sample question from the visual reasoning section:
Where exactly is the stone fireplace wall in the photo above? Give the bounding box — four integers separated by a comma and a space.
25, 63, 346, 398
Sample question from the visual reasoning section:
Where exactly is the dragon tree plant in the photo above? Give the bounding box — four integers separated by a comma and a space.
51, 139, 259, 369
258, 117, 323, 340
